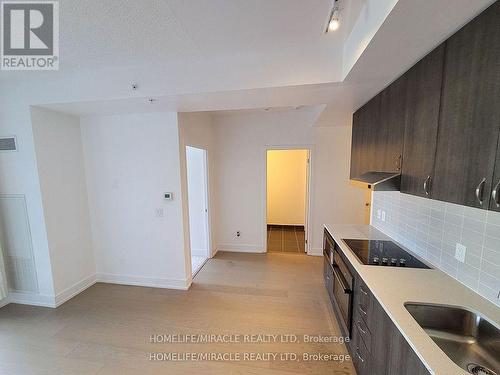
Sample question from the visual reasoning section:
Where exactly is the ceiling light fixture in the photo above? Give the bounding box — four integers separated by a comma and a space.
326, 0, 340, 33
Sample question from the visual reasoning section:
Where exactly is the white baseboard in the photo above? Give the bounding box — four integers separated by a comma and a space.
191, 248, 208, 257
96, 273, 191, 290
0, 297, 10, 308
216, 243, 265, 253
6, 274, 98, 309
308, 248, 323, 256
7, 291, 56, 308
1, 272, 192, 309
185, 276, 193, 289
54, 274, 97, 307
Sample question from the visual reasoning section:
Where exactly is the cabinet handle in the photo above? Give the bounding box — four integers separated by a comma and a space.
475, 177, 487, 206
358, 305, 367, 316
356, 321, 367, 335
423, 175, 431, 196
396, 154, 402, 171
359, 286, 368, 296
492, 180, 500, 208
355, 348, 365, 363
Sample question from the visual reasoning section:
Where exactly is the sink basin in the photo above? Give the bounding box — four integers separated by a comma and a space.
405, 303, 500, 375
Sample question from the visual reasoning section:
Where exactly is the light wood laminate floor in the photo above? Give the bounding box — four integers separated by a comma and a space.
0, 252, 355, 375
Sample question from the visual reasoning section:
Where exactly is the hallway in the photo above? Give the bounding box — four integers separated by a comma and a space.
267, 225, 306, 253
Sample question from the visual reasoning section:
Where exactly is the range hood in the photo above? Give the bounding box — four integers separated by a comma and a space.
351, 172, 401, 191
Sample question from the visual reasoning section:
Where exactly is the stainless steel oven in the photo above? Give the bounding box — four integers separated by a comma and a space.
332, 250, 354, 338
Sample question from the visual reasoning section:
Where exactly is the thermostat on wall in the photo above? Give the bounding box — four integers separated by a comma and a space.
164, 192, 173, 200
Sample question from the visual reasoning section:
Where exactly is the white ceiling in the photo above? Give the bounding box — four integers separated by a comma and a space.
2, 0, 496, 124
1, 0, 350, 81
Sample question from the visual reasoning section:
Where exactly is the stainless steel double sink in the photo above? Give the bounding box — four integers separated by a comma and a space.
405, 303, 500, 375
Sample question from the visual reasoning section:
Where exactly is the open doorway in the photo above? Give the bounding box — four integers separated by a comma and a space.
186, 146, 210, 276
266, 149, 310, 254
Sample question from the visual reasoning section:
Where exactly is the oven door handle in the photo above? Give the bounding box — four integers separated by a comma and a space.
332, 266, 352, 294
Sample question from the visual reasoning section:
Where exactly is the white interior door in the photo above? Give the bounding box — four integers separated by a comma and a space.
186, 146, 210, 274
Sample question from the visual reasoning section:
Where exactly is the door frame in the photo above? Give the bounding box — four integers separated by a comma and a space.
263, 145, 314, 254
185, 145, 211, 276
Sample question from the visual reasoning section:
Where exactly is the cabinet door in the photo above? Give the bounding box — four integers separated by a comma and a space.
350, 95, 382, 179
351, 323, 371, 375
432, 2, 500, 209
350, 109, 364, 179
350, 85, 406, 179
490, 132, 500, 212
370, 299, 430, 375
378, 75, 407, 173
401, 44, 445, 197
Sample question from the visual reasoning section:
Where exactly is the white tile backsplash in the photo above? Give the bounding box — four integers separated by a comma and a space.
371, 191, 500, 307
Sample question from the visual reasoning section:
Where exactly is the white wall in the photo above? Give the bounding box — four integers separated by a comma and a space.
186, 147, 208, 256
0, 98, 55, 305
212, 108, 366, 254
80, 112, 189, 289
266, 150, 308, 226
31, 108, 96, 304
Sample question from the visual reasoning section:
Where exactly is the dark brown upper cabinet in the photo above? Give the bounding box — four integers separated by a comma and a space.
350, 94, 382, 179
350, 80, 405, 179
350, 2, 500, 211
379, 75, 407, 173
400, 45, 445, 198
432, 2, 500, 209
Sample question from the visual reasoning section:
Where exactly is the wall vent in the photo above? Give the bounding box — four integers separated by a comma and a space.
0, 195, 39, 293
0, 136, 17, 152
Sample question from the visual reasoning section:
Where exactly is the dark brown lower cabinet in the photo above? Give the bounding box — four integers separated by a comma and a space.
350, 272, 430, 375
369, 299, 430, 375
323, 232, 430, 374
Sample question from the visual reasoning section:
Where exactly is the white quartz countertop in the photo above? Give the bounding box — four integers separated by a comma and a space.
324, 224, 500, 375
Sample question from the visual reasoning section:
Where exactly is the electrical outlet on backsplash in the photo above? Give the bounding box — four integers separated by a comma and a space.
371, 191, 500, 308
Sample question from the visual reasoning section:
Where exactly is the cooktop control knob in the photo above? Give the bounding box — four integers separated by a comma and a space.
390, 258, 397, 266
382, 257, 388, 265
372, 257, 379, 264
399, 259, 406, 266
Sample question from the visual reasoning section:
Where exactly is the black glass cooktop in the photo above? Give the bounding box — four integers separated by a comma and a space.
342, 239, 430, 269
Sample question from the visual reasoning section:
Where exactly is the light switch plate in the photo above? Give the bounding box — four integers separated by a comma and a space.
377, 209, 382, 219
381, 211, 386, 222
455, 243, 466, 263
